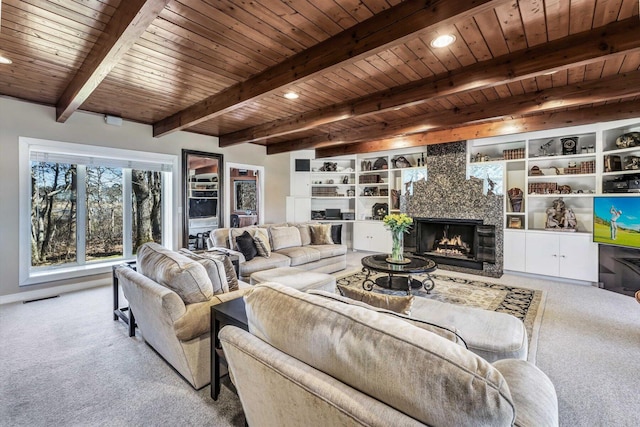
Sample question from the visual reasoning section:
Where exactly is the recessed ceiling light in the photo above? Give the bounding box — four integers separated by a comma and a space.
284, 92, 299, 100
0, 56, 13, 65
430, 34, 456, 48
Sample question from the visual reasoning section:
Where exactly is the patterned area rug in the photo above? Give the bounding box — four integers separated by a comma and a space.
337, 271, 546, 362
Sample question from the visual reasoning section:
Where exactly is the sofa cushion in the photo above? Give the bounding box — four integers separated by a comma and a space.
229, 226, 268, 250
308, 290, 465, 346
240, 252, 291, 277
179, 251, 228, 294
178, 248, 238, 292
274, 246, 321, 266
244, 283, 516, 426
336, 283, 414, 315
309, 223, 333, 245
137, 242, 213, 304
211, 228, 231, 249
307, 244, 347, 258
270, 226, 302, 250
294, 223, 312, 246
250, 267, 336, 292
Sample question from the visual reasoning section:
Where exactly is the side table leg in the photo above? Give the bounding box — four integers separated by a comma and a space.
112, 268, 119, 321
128, 309, 136, 337
212, 315, 221, 400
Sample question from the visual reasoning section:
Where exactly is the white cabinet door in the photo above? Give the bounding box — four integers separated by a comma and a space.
524, 231, 597, 282
503, 230, 526, 272
524, 232, 560, 277
558, 233, 598, 282
285, 197, 311, 222
353, 222, 391, 253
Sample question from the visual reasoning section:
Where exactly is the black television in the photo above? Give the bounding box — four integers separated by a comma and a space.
189, 198, 217, 218
593, 196, 640, 249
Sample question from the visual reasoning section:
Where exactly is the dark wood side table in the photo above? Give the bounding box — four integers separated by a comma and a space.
211, 297, 248, 400
112, 261, 137, 337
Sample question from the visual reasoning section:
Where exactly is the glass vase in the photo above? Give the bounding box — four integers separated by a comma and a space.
389, 229, 404, 263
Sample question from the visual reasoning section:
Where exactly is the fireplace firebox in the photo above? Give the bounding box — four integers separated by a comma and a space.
413, 218, 495, 270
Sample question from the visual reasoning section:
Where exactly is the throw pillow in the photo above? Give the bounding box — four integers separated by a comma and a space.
178, 248, 238, 292
295, 224, 312, 246
309, 224, 334, 245
330, 224, 342, 244
270, 226, 302, 250
337, 283, 414, 315
229, 226, 258, 250
254, 234, 272, 258
236, 231, 258, 261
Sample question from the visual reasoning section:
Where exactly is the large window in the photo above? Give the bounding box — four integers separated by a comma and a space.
20, 138, 176, 285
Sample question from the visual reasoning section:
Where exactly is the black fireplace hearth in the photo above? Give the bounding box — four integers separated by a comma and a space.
412, 218, 496, 270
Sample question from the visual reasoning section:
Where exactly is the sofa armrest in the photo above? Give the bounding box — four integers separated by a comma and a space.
493, 359, 558, 427
207, 246, 246, 263
174, 288, 250, 341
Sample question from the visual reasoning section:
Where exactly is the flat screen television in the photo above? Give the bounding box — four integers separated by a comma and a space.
593, 196, 640, 249
189, 198, 217, 218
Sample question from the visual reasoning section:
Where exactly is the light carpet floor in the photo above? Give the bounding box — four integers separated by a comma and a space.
1, 252, 640, 426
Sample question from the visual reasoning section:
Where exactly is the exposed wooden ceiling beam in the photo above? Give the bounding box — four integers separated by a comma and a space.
315, 99, 640, 158
152, 0, 506, 137
55, 0, 171, 123
225, 17, 640, 147
266, 70, 640, 154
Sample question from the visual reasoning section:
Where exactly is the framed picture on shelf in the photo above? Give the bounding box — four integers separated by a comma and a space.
508, 217, 522, 229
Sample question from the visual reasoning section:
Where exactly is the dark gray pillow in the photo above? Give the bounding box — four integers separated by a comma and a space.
330, 224, 342, 244
236, 231, 258, 261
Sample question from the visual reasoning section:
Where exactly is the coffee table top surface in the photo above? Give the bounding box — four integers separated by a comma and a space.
361, 254, 437, 274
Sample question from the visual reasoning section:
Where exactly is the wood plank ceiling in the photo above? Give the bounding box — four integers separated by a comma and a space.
1, 0, 639, 157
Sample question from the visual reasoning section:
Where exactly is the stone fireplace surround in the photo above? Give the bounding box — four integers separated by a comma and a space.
404, 141, 503, 278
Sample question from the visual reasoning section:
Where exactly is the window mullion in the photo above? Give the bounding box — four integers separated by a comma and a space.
123, 169, 133, 258
76, 165, 87, 265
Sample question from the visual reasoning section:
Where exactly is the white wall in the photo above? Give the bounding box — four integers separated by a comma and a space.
0, 97, 289, 299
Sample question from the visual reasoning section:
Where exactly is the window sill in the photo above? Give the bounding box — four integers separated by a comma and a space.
22, 258, 135, 286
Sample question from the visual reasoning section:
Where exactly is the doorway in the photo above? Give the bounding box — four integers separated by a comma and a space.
225, 163, 264, 227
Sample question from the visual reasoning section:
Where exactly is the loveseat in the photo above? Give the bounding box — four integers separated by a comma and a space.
207, 222, 347, 281
115, 242, 250, 389
221, 283, 558, 427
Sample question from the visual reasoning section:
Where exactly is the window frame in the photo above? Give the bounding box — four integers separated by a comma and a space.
19, 137, 177, 286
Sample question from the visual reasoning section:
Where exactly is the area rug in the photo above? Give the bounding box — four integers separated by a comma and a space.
337, 271, 546, 363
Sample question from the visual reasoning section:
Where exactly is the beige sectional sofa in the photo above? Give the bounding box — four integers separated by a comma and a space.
221, 283, 559, 426
207, 222, 348, 281
115, 242, 250, 389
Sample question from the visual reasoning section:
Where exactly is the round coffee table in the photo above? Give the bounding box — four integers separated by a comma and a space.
361, 254, 437, 295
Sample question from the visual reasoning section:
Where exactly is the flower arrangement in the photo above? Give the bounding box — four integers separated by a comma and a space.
382, 213, 413, 233
383, 213, 413, 263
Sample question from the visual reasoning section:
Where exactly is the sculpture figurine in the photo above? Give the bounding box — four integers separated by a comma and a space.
545, 198, 577, 231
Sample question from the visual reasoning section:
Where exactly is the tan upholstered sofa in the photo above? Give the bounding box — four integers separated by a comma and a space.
207, 222, 347, 281
221, 283, 559, 427
115, 242, 250, 389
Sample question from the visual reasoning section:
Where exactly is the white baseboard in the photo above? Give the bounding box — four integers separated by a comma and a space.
0, 278, 110, 305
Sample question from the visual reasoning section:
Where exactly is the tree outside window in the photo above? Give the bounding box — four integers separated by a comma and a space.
31, 163, 162, 268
